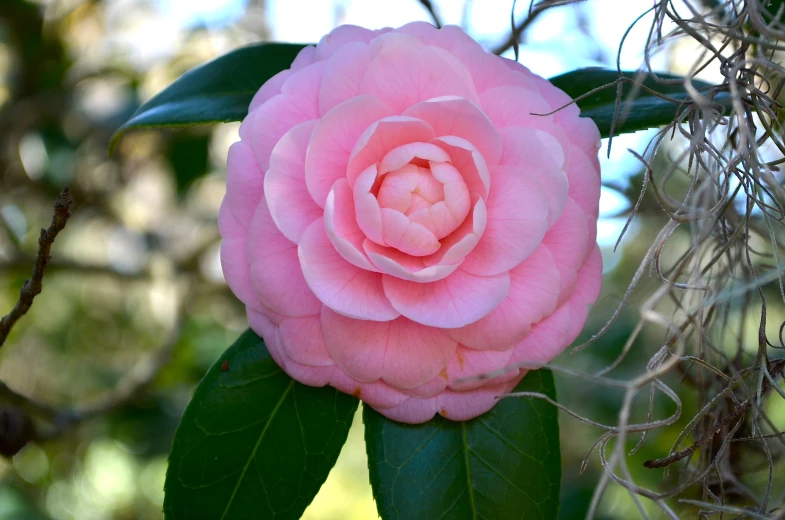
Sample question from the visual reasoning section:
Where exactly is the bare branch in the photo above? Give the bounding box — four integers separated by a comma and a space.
0, 186, 72, 347
417, 0, 442, 28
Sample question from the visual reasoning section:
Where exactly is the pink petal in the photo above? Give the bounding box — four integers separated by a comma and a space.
249, 70, 292, 112
542, 199, 590, 305
247, 200, 322, 317
575, 245, 603, 305
279, 61, 325, 115
364, 239, 459, 282
346, 116, 436, 186
376, 379, 520, 424
479, 85, 552, 130
511, 246, 601, 368
567, 146, 602, 219
324, 178, 378, 270
246, 306, 277, 345
299, 218, 399, 321
248, 44, 315, 112
431, 136, 490, 198
291, 45, 318, 69
445, 347, 517, 392
562, 117, 602, 169
248, 62, 324, 170
380, 208, 440, 256
423, 197, 487, 266
395, 23, 536, 93
319, 41, 372, 116
378, 142, 450, 174
447, 246, 560, 351
218, 203, 260, 311
353, 163, 384, 245
315, 25, 379, 60
367, 396, 437, 424
305, 95, 394, 207
359, 34, 480, 113
383, 268, 510, 328
510, 300, 576, 369
425, 161, 471, 233
399, 376, 448, 399
461, 165, 548, 276
260, 316, 336, 387
331, 372, 409, 409
279, 315, 333, 367
225, 141, 265, 229
264, 120, 322, 243
436, 379, 522, 421
249, 93, 316, 171
543, 198, 591, 272
321, 308, 457, 389
403, 96, 502, 165
499, 127, 569, 228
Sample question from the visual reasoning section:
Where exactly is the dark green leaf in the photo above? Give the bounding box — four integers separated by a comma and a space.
549, 68, 723, 137
364, 370, 560, 520
167, 130, 211, 196
164, 329, 359, 520
110, 42, 307, 153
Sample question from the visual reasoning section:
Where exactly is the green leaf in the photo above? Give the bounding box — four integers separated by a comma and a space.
549, 68, 722, 138
110, 42, 307, 153
364, 370, 561, 520
164, 329, 359, 520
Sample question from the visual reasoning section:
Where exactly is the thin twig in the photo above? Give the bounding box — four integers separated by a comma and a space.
418, 0, 442, 28
0, 186, 72, 347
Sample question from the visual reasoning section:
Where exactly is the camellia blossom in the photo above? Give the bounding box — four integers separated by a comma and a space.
219, 22, 602, 424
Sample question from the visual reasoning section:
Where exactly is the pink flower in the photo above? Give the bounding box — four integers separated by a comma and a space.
219, 23, 602, 423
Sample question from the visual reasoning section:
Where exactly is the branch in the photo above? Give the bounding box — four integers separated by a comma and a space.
491, 0, 581, 55
418, 0, 442, 28
0, 186, 72, 347
643, 359, 785, 469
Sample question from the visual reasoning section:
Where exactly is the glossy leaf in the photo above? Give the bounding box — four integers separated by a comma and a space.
549, 68, 721, 137
164, 329, 359, 520
364, 370, 561, 520
110, 42, 307, 152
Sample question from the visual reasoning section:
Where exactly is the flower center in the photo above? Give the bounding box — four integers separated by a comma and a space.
376, 161, 469, 241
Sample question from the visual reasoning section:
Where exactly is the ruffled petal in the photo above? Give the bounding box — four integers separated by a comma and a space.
431, 136, 490, 199
499, 127, 569, 228
224, 141, 265, 230
359, 33, 480, 113
346, 116, 436, 186
247, 200, 322, 317
319, 41, 372, 115
403, 96, 502, 165
321, 308, 457, 389
378, 142, 449, 174
364, 240, 460, 282
299, 218, 399, 321
479, 85, 552, 130
315, 25, 380, 60
218, 203, 260, 311
383, 268, 510, 328
279, 315, 333, 367
264, 120, 322, 243
325, 178, 377, 270
445, 347, 517, 391
306, 95, 394, 207
380, 208, 440, 256
461, 165, 548, 276
448, 246, 560, 351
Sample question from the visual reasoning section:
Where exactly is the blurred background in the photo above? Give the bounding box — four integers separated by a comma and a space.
0, 0, 783, 518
